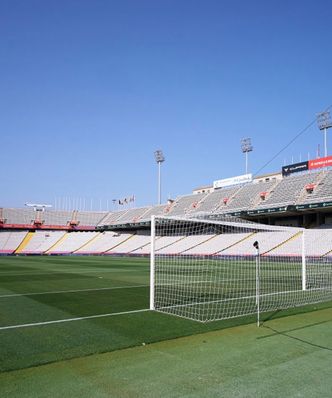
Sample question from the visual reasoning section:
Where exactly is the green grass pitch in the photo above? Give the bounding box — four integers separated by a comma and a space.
1, 255, 332, 397
0, 255, 254, 372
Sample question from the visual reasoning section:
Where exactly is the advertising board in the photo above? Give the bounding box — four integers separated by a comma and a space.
282, 155, 332, 176
213, 173, 252, 189
282, 161, 308, 176
309, 155, 332, 170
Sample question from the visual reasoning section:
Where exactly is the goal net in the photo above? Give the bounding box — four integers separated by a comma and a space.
150, 215, 332, 323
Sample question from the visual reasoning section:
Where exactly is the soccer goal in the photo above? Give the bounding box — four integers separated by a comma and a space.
150, 215, 332, 324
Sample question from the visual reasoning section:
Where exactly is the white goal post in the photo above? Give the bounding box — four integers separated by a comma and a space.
150, 215, 332, 324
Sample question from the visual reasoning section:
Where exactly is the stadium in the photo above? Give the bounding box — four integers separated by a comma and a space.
2, 2, 332, 397
2, 151, 332, 396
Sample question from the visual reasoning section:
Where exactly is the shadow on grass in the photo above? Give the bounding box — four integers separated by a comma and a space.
258, 320, 332, 352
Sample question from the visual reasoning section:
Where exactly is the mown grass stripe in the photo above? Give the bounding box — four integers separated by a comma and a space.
0, 268, 145, 276
0, 308, 150, 330
0, 284, 149, 298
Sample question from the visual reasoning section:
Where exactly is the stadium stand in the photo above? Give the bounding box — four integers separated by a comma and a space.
69, 211, 108, 226
75, 231, 132, 254
3, 155, 332, 262
46, 231, 98, 254
15, 231, 34, 253
223, 180, 277, 212
20, 230, 67, 254
156, 234, 215, 254
168, 192, 208, 216
1, 227, 332, 257
305, 229, 332, 256
266, 229, 332, 257
191, 186, 241, 213
98, 210, 130, 226
139, 204, 168, 221
105, 232, 150, 254
256, 172, 320, 208
115, 207, 151, 224
0, 230, 27, 254
221, 230, 296, 256
299, 170, 332, 204
183, 232, 252, 255
2, 208, 36, 225
41, 210, 76, 226
42, 210, 107, 226
131, 235, 185, 255
1, 208, 106, 227
3, 170, 332, 232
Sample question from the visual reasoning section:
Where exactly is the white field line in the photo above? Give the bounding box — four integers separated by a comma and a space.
0, 277, 299, 298
156, 287, 329, 311
0, 308, 150, 331
0, 284, 149, 298
0, 280, 237, 298
0, 279, 250, 299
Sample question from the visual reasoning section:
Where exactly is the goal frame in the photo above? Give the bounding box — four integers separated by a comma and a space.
149, 215, 310, 325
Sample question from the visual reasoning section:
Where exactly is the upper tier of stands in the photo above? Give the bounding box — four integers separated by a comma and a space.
1, 208, 107, 227
256, 172, 320, 208
300, 170, 332, 204
2, 169, 332, 228
223, 179, 277, 212
167, 192, 208, 216
193, 186, 240, 213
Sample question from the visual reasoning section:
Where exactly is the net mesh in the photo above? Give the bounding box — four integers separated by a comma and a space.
151, 216, 332, 322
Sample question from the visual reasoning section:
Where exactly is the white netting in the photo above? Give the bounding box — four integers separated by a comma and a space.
150, 216, 332, 322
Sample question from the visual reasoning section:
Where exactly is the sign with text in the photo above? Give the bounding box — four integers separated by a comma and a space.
309, 155, 332, 170
213, 173, 252, 189
282, 161, 308, 176
282, 155, 332, 177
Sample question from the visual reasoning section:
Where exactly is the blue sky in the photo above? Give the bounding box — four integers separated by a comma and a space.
1, 0, 332, 210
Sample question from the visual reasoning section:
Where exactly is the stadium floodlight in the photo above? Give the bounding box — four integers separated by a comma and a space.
25, 203, 52, 211
154, 149, 165, 205
317, 111, 332, 158
241, 138, 253, 174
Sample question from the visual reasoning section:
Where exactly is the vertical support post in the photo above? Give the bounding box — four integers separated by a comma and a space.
253, 241, 260, 327
302, 230, 306, 291
154, 150, 165, 205
324, 127, 327, 158
150, 215, 156, 310
245, 151, 248, 175
158, 161, 161, 205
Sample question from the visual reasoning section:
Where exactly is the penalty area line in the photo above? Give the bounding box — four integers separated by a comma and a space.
0, 308, 150, 331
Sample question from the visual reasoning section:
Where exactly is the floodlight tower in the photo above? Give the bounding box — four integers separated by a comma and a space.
317, 111, 332, 158
241, 138, 253, 174
154, 149, 165, 205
